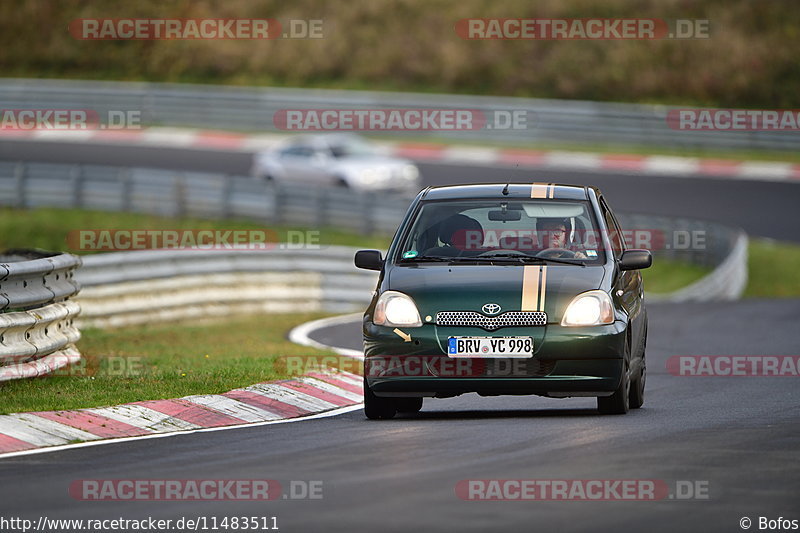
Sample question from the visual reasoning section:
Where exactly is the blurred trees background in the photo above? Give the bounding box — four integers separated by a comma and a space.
0, 0, 797, 106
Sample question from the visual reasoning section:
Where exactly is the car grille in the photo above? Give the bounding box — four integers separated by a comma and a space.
436, 311, 547, 331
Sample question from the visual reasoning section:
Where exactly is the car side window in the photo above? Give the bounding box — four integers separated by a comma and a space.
281, 146, 313, 158
599, 198, 624, 259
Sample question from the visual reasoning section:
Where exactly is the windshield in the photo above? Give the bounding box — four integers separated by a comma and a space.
329, 136, 376, 158
397, 199, 606, 265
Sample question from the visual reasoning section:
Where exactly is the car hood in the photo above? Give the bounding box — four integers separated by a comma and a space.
386, 263, 607, 322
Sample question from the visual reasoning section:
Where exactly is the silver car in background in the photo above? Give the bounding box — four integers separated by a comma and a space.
251, 134, 421, 192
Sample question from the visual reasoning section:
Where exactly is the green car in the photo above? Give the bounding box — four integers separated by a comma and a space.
355, 183, 652, 419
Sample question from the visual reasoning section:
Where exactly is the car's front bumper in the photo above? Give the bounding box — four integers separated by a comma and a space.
363, 319, 627, 398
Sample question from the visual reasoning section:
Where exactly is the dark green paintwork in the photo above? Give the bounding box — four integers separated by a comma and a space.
359, 183, 648, 400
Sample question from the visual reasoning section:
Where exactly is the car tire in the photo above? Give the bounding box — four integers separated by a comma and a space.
396, 397, 423, 414
629, 335, 646, 409
259, 175, 278, 191
364, 377, 397, 420
598, 360, 630, 415
629, 363, 645, 409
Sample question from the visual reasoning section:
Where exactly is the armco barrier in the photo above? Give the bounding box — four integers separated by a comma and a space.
74, 228, 747, 330
615, 213, 748, 302
0, 78, 797, 151
0, 161, 408, 236
0, 251, 82, 381
75, 247, 379, 328
0, 159, 749, 316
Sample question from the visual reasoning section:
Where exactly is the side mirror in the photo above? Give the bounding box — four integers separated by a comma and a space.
619, 249, 652, 271
355, 250, 383, 271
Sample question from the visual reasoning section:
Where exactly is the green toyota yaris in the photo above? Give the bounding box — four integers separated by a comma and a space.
355, 183, 652, 419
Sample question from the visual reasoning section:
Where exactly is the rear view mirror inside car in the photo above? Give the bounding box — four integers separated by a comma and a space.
488, 210, 522, 221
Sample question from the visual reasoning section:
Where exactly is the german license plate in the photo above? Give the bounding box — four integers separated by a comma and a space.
447, 337, 533, 358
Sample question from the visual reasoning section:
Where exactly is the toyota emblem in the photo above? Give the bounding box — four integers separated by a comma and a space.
482, 303, 502, 315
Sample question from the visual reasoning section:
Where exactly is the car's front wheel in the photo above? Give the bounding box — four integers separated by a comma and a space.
364, 378, 397, 420
396, 397, 423, 414
629, 363, 645, 409
597, 361, 630, 415
629, 326, 647, 409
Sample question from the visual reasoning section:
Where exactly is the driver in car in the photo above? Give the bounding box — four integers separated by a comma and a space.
537, 217, 587, 259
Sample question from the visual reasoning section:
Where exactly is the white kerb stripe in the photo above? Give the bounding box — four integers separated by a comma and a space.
297, 377, 364, 402
335, 368, 366, 382
545, 151, 601, 168
643, 156, 700, 175
245, 384, 339, 411
140, 128, 198, 147
0, 414, 102, 444
87, 405, 199, 432
442, 146, 500, 163
736, 162, 793, 180
182, 395, 282, 422
309, 370, 363, 388
31, 130, 97, 141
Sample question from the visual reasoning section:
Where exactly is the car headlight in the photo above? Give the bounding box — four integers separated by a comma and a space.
561, 290, 615, 327
401, 164, 419, 181
373, 291, 422, 328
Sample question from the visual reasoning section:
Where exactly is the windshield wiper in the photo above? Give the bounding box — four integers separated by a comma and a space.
475, 253, 586, 267
399, 256, 453, 263
527, 256, 586, 267
400, 255, 496, 264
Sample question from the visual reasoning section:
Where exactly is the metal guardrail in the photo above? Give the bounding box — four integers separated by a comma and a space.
75, 247, 378, 328
0, 161, 408, 235
74, 224, 747, 330
1, 250, 82, 310
660, 232, 748, 302
75, 217, 749, 328
0, 160, 748, 317
0, 251, 82, 381
0, 78, 797, 151
616, 213, 749, 302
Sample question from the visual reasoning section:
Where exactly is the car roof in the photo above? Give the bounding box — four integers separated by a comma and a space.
420, 183, 597, 201
282, 133, 364, 146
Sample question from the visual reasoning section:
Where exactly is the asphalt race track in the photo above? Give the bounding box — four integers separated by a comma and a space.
1, 138, 798, 532
2, 139, 799, 242
0, 299, 798, 531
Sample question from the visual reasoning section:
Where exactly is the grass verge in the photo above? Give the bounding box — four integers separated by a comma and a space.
642, 258, 712, 295
0, 207, 392, 253
745, 239, 800, 298
0, 312, 351, 414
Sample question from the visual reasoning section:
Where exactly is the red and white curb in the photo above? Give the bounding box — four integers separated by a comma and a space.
2, 127, 799, 183
0, 369, 363, 457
